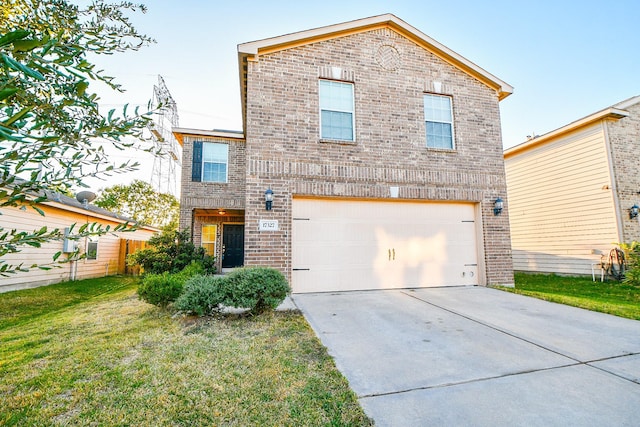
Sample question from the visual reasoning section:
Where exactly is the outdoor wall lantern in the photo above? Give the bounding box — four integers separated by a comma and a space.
494, 197, 504, 216
630, 204, 639, 219
265, 188, 274, 211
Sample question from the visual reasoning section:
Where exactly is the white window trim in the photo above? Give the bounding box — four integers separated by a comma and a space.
202, 143, 229, 183
424, 93, 455, 150
319, 79, 356, 142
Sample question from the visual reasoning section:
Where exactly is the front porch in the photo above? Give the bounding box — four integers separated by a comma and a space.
191, 208, 245, 273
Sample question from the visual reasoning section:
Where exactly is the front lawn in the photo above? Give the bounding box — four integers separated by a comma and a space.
502, 273, 640, 320
0, 276, 135, 330
0, 277, 372, 426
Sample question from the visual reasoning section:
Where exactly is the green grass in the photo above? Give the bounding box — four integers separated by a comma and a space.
0, 277, 372, 426
0, 276, 135, 330
500, 273, 640, 320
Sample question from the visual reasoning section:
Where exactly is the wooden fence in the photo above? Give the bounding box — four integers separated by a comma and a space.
118, 239, 148, 275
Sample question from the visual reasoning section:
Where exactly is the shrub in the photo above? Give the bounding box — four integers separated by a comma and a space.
175, 261, 206, 281
174, 275, 226, 316
621, 241, 640, 286
222, 267, 290, 314
137, 272, 184, 307
128, 230, 216, 275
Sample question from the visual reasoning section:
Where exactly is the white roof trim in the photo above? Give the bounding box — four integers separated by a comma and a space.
238, 13, 513, 100
505, 107, 629, 158
172, 127, 245, 140
614, 95, 640, 110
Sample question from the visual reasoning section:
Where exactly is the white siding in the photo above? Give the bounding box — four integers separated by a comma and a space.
505, 124, 620, 275
0, 203, 156, 292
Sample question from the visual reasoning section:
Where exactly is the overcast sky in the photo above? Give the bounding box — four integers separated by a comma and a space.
87, 0, 640, 190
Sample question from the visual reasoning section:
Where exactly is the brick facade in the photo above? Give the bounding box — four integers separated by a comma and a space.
606, 101, 640, 243
179, 134, 246, 271
178, 16, 514, 286
242, 27, 513, 285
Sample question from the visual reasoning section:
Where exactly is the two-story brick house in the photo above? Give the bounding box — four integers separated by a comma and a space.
175, 14, 515, 293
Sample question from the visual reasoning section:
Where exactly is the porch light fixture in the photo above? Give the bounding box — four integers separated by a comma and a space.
494, 197, 504, 216
630, 204, 639, 219
265, 188, 274, 211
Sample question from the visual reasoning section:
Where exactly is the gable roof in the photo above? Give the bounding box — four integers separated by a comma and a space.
504, 95, 640, 159
237, 13, 513, 132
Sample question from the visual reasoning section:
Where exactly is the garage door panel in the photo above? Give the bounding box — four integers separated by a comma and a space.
292, 199, 481, 293
294, 242, 376, 268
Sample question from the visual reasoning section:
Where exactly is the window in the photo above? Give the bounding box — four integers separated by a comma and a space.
319, 80, 354, 141
424, 94, 454, 149
86, 237, 98, 260
201, 224, 217, 256
192, 142, 228, 183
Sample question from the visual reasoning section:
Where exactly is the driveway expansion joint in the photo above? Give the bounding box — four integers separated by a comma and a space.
357, 362, 582, 399
294, 288, 640, 425
586, 352, 640, 385
400, 289, 582, 363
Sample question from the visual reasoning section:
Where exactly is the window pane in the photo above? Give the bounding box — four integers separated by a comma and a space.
424, 95, 452, 122
202, 225, 217, 256
321, 110, 353, 140
202, 243, 215, 256
202, 142, 228, 182
320, 80, 354, 141
202, 225, 216, 241
87, 241, 98, 260
203, 163, 227, 182
319, 80, 353, 111
426, 122, 453, 149
424, 94, 454, 149
203, 142, 228, 162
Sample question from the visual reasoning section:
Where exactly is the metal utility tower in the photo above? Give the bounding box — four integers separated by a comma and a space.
149, 75, 181, 196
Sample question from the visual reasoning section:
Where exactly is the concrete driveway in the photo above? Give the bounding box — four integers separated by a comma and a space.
292, 287, 640, 426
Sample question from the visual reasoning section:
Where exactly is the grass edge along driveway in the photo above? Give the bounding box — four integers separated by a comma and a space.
498, 272, 640, 321
0, 277, 373, 426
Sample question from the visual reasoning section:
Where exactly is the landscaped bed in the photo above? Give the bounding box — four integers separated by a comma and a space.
0, 277, 372, 426
502, 272, 640, 320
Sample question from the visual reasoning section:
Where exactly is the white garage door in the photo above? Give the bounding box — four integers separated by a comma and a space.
292, 198, 481, 293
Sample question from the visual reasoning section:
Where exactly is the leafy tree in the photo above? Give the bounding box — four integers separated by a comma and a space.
95, 180, 179, 229
127, 229, 217, 275
1, 0, 155, 274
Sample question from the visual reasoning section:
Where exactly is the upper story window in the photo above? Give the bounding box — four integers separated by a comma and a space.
319, 80, 354, 141
191, 141, 228, 183
424, 94, 454, 149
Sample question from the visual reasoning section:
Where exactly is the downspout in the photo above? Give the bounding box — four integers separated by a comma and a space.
602, 120, 624, 244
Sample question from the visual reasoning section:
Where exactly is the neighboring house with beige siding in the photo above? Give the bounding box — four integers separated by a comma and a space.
176, 14, 515, 293
504, 95, 640, 276
0, 191, 159, 292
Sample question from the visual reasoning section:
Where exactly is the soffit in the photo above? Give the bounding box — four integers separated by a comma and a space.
172, 127, 245, 147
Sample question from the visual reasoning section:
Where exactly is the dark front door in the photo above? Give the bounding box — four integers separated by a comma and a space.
222, 224, 244, 268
